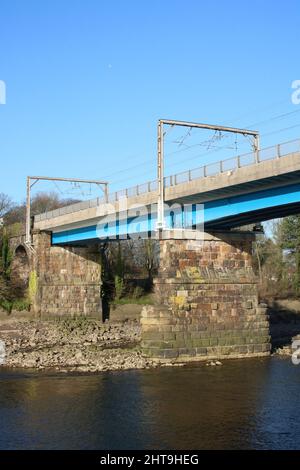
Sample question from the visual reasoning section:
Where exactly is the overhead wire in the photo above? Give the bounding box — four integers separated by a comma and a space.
109, 122, 300, 187
93, 101, 300, 188
98, 105, 300, 183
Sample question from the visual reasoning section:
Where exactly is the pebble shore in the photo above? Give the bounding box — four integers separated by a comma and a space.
0, 317, 157, 372
1, 313, 298, 372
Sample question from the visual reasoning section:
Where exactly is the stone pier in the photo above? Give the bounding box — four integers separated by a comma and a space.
141, 232, 270, 361
9, 228, 270, 361
10, 231, 102, 318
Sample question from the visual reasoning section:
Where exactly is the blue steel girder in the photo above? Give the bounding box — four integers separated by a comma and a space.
51, 182, 300, 245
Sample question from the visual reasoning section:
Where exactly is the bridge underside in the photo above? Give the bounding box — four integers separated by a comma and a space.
206, 202, 300, 229
204, 182, 300, 229
51, 182, 300, 245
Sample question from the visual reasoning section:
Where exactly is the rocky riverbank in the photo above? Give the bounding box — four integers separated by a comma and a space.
0, 316, 157, 372
268, 301, 300, 358
2, 301, 300, 372
272, 333, 300, 358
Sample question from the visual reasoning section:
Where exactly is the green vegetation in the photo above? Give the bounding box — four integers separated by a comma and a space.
12, 298, 31, 311
114, 274, 125, 301
280, 216, 300, 294
1, 231, 12, 279
254, 217, 300, 300
112, 294, 154, 306
99, 240, 158, 309
0, 299, 13, 313
27, 270, 38, 304
0, 298, 31, 313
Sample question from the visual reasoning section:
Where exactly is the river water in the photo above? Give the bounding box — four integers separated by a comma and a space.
0, 356, 299, 450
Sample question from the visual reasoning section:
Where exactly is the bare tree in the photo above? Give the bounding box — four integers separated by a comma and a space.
0, 193, 13, 218
4, 191, 80, 225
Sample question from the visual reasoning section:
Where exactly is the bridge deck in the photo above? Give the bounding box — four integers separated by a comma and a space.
33, 139, 300, 240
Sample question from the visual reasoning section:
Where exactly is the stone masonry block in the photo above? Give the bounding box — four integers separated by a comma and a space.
141, 235, 270, 361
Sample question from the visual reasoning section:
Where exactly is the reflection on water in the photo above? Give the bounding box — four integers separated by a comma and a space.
0, 357, 299, 449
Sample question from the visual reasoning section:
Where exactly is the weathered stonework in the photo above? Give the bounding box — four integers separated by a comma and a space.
10, 229, 270, 360
141, 233, 270, 361
10, 231, 102, 318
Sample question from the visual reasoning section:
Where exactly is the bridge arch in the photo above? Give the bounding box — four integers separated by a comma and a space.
10, 244, 31, 292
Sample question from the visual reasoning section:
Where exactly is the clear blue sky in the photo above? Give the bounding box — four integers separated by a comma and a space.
0, 0, 299, 203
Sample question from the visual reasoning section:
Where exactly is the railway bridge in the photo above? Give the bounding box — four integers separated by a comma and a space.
10, 135, 300, 361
